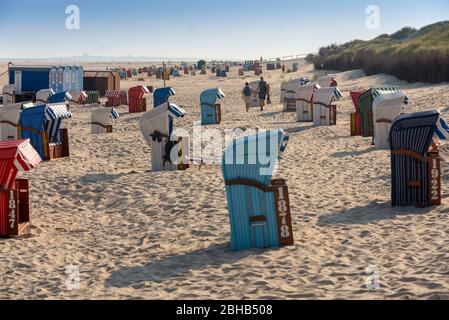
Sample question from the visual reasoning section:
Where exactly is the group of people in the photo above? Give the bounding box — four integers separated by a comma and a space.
242, 77, 271, 112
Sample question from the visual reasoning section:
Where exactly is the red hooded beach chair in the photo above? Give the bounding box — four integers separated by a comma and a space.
0, 139, 41, 237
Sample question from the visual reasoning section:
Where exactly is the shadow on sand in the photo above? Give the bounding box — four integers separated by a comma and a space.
331, 146, 377, 158
105, 243, 272, 288
79, 172, 139, 185
317, 201, 435, 226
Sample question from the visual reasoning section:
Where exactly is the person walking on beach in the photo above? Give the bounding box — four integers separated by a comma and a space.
282, 64, 286, 75
242, 82, 252, 112
257, 77, 268, 111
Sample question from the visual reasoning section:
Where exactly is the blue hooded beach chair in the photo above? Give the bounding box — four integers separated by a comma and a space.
19, 104, 72, 161
200, 88, 225, 126
222, 129, 293, 251
390, 110, 441, 207
153, 87, 176, 109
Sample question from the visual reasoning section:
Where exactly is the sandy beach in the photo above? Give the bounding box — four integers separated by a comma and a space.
0, 60, 448, 300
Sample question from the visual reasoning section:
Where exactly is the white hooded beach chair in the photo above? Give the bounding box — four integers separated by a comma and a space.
35, 89, 55, 104
2, 85, 16, 105
313, 87, 337, 126
139, 102, 189, 172
373, 91, 407, 149
295, 84, 315, 122
281, 79, 302, 111
91, 107, 120, 134
0, 109, 21, 141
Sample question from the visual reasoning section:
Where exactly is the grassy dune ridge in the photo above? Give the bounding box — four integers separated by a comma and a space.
312, 21, 449, 83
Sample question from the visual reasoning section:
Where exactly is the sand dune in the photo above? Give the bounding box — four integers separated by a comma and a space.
0, 62, 448, 299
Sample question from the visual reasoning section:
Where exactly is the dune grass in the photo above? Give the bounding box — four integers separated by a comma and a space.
313, 21, 449, 83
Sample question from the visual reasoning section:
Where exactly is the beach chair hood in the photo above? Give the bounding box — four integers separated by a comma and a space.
222, 129, 289, 186
295, 84, 314, 101
200, 88, 225, 103
0, 109, 21, 141
153, 87, 176, 108
390, 110, 440, 154
373, 91, 408, 110
48, 92, 72, 104
313, 87, 336, 106
91, 107, 120, 124
281, 79, 302, 102
358, 87, 399, 114
36, 89, 55, 104
2, 84, 15, 96
140, 102, 186, 142
69, 91, 88, 104
0, 139, 42, 189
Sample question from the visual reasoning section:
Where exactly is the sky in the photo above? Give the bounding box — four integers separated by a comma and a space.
0, 0, 448, 60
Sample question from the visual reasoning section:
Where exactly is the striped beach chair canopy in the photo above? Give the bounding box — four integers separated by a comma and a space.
390, 110, 440, 154
333, 87, 343, 99
222, 129, 289, 185
167, 103, 186, 119
359, 87, 400, 111
373, 91, 407, 109
435, 115, 449, 141
358, 87, 399, 137
0, 139, 41, 189
19, 104, 72, 159
69, 91, 88, 104
154, 87, 176, 109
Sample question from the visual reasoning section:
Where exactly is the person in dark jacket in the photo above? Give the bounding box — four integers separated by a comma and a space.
242, 82, 252, 112
257, 77, 268, 111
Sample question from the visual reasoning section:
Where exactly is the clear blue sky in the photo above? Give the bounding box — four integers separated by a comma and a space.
1, 0, 448, 59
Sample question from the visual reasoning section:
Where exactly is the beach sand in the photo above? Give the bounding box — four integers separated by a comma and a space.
0, 60, 448, 299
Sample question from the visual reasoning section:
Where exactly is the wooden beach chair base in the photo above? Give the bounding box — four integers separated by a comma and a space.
225, 178, 294, 248
283, 99, 297, 112
48, 129, 70, 160
0, 179, 31, 238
